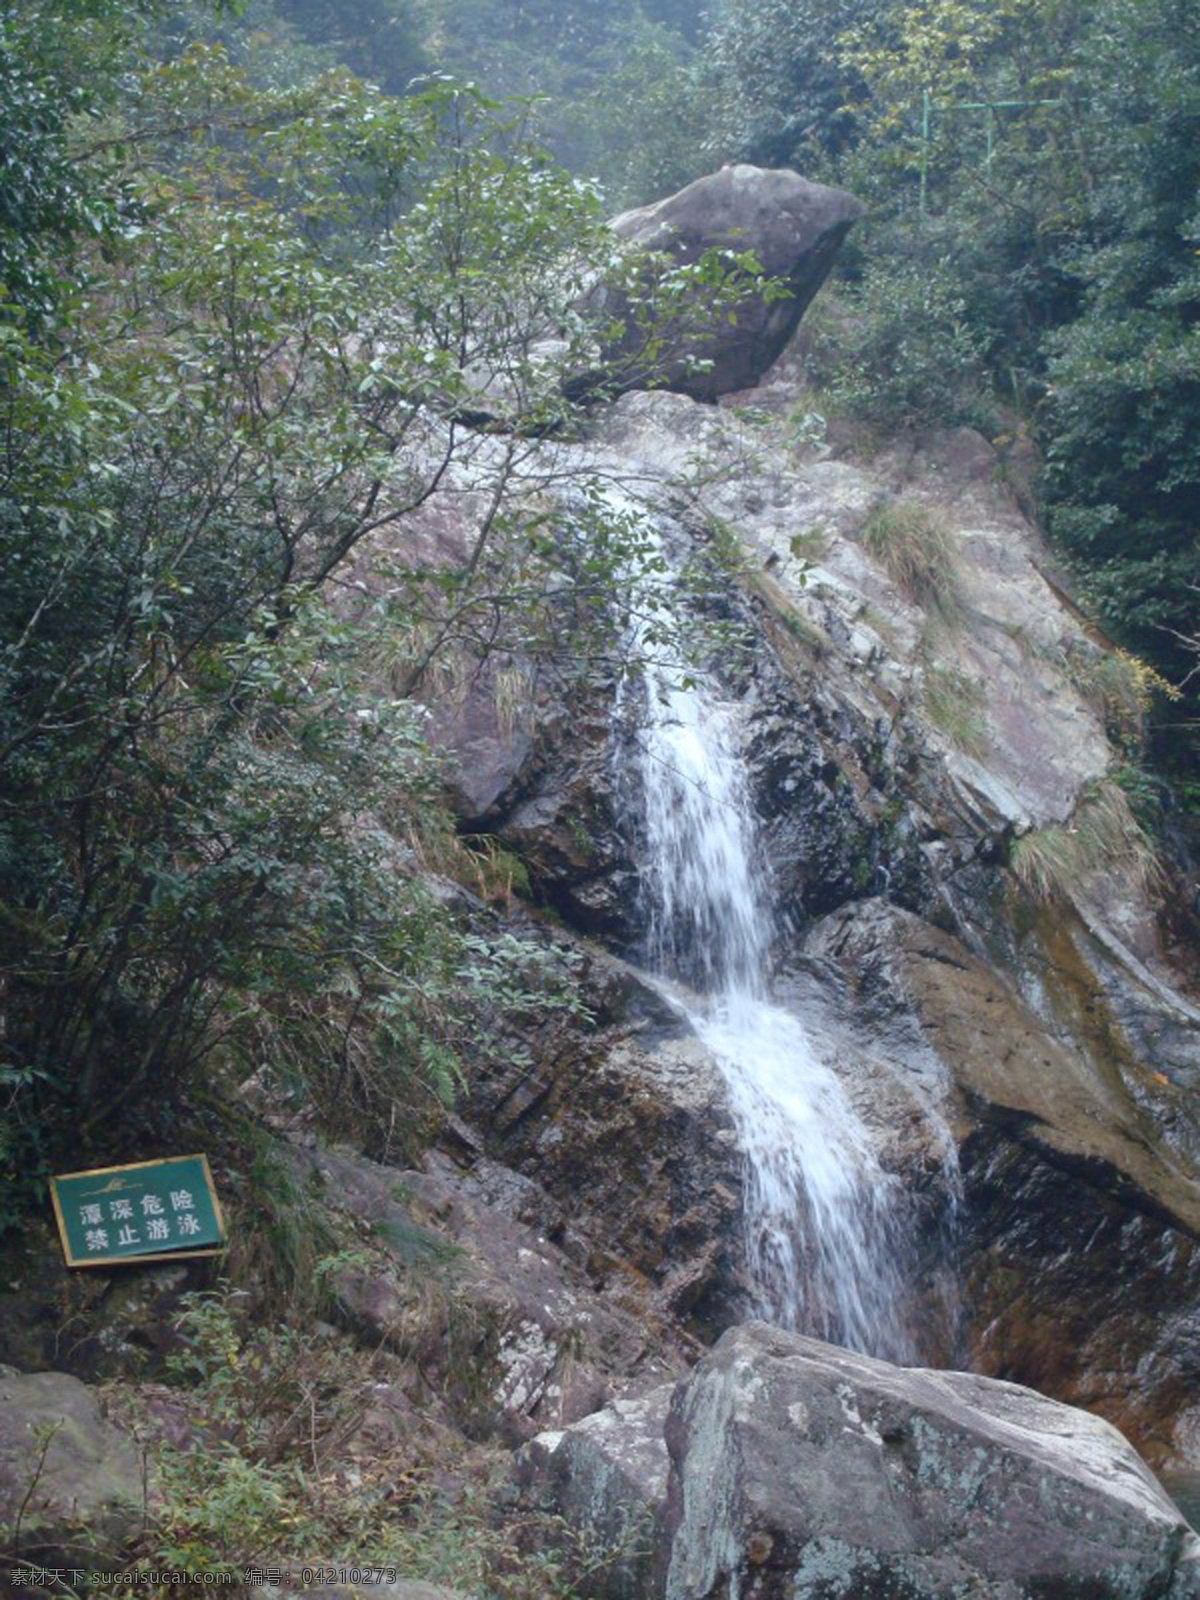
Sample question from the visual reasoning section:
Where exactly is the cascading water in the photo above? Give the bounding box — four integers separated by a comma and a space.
614, 510, 913, 1361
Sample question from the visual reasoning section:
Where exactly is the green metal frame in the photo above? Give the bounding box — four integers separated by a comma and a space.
918, 89, 1069, 214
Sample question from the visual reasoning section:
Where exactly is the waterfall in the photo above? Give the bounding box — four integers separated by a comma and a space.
614, 513, 913, 1361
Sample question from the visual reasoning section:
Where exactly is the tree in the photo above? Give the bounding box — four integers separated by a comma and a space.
701, 0, 881, 171
3, 4, 754, 1212
0, 0, 153, 324
1038, 0, 1200, 759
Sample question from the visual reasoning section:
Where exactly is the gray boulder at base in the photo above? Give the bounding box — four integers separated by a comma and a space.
0, 1368, 143, 1568
519, 1322, 1200, 1599
567, 165, 863, 404
516, 1385, 673, 1600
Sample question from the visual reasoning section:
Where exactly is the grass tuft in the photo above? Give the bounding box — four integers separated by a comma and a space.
923, 664, 987, 757
860, 501, 959, 621
1009, 779, 1161, 902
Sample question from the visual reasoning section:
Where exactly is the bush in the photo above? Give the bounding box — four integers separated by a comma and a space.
1061, 641, 1181, 757
828, 254, 993, 430
0, 47, 635, 1215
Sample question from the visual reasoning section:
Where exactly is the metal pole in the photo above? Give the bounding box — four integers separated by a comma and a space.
920, 88, 930, 216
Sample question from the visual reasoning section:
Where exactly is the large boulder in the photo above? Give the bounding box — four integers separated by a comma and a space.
0, 1368, 143, 1570
568, 166, 863, 404
519, 1322, 1200, 1599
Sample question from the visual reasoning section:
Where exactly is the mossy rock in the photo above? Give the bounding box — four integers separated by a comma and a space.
0, 1368, 143, 1569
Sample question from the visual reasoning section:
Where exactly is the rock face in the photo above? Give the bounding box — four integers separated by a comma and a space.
442, 369, 1200, 1465
0, 1367, 143, 1569
516, 1386, 672, 1600
333, 210, 1200, 1487
801, 897, 1200, 1463
521, 1322, 1200, 1600
568, 166, 863, 403
460, 950, 746, 1338
300, 1143, 687, 1441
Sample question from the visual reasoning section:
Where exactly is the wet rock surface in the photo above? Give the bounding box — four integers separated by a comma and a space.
801, 896, 1200, 1464
520, 1322, 1200, 1599
460, 949, 747, 1339
490, 693, 640, 940
452, 358, 1200, 1468
804, 899, 1200, 1226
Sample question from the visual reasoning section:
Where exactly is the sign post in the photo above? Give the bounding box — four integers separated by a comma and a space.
50, 1155, 226, 1268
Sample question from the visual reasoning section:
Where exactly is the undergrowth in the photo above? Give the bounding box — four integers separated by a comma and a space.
218, 1134, 344, 1323
458, 835, 533, 906
98, 1290, 641, 1599
1060, 640, 1182, 755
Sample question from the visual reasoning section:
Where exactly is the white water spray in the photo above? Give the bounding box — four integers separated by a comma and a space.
616, 516, 912, 1360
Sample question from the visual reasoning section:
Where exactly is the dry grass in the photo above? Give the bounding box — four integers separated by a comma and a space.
1009, 779, 1162, 902
923, 664, 987, 758
860, 501, 959, 621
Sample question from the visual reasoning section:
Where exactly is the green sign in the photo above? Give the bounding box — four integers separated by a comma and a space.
50, 1155, 226, 1268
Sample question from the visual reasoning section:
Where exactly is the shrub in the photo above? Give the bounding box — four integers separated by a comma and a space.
1062, 641, 1182, 756
459, 836, 533, 905
827, 254, 993, 430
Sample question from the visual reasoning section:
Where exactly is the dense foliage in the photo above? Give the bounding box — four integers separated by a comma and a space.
833, 0, 1200, 757
0, 0, 769, 1217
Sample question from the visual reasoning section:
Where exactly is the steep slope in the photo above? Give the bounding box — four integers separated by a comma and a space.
418, 320, 1200, 1468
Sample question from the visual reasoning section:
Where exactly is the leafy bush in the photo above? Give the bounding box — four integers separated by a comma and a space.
1043, 311, 1200, 754
1061, 641, 1182, 756
565, 15, 716, 207
828, 254, 993, 431
458, 836, 533, 905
